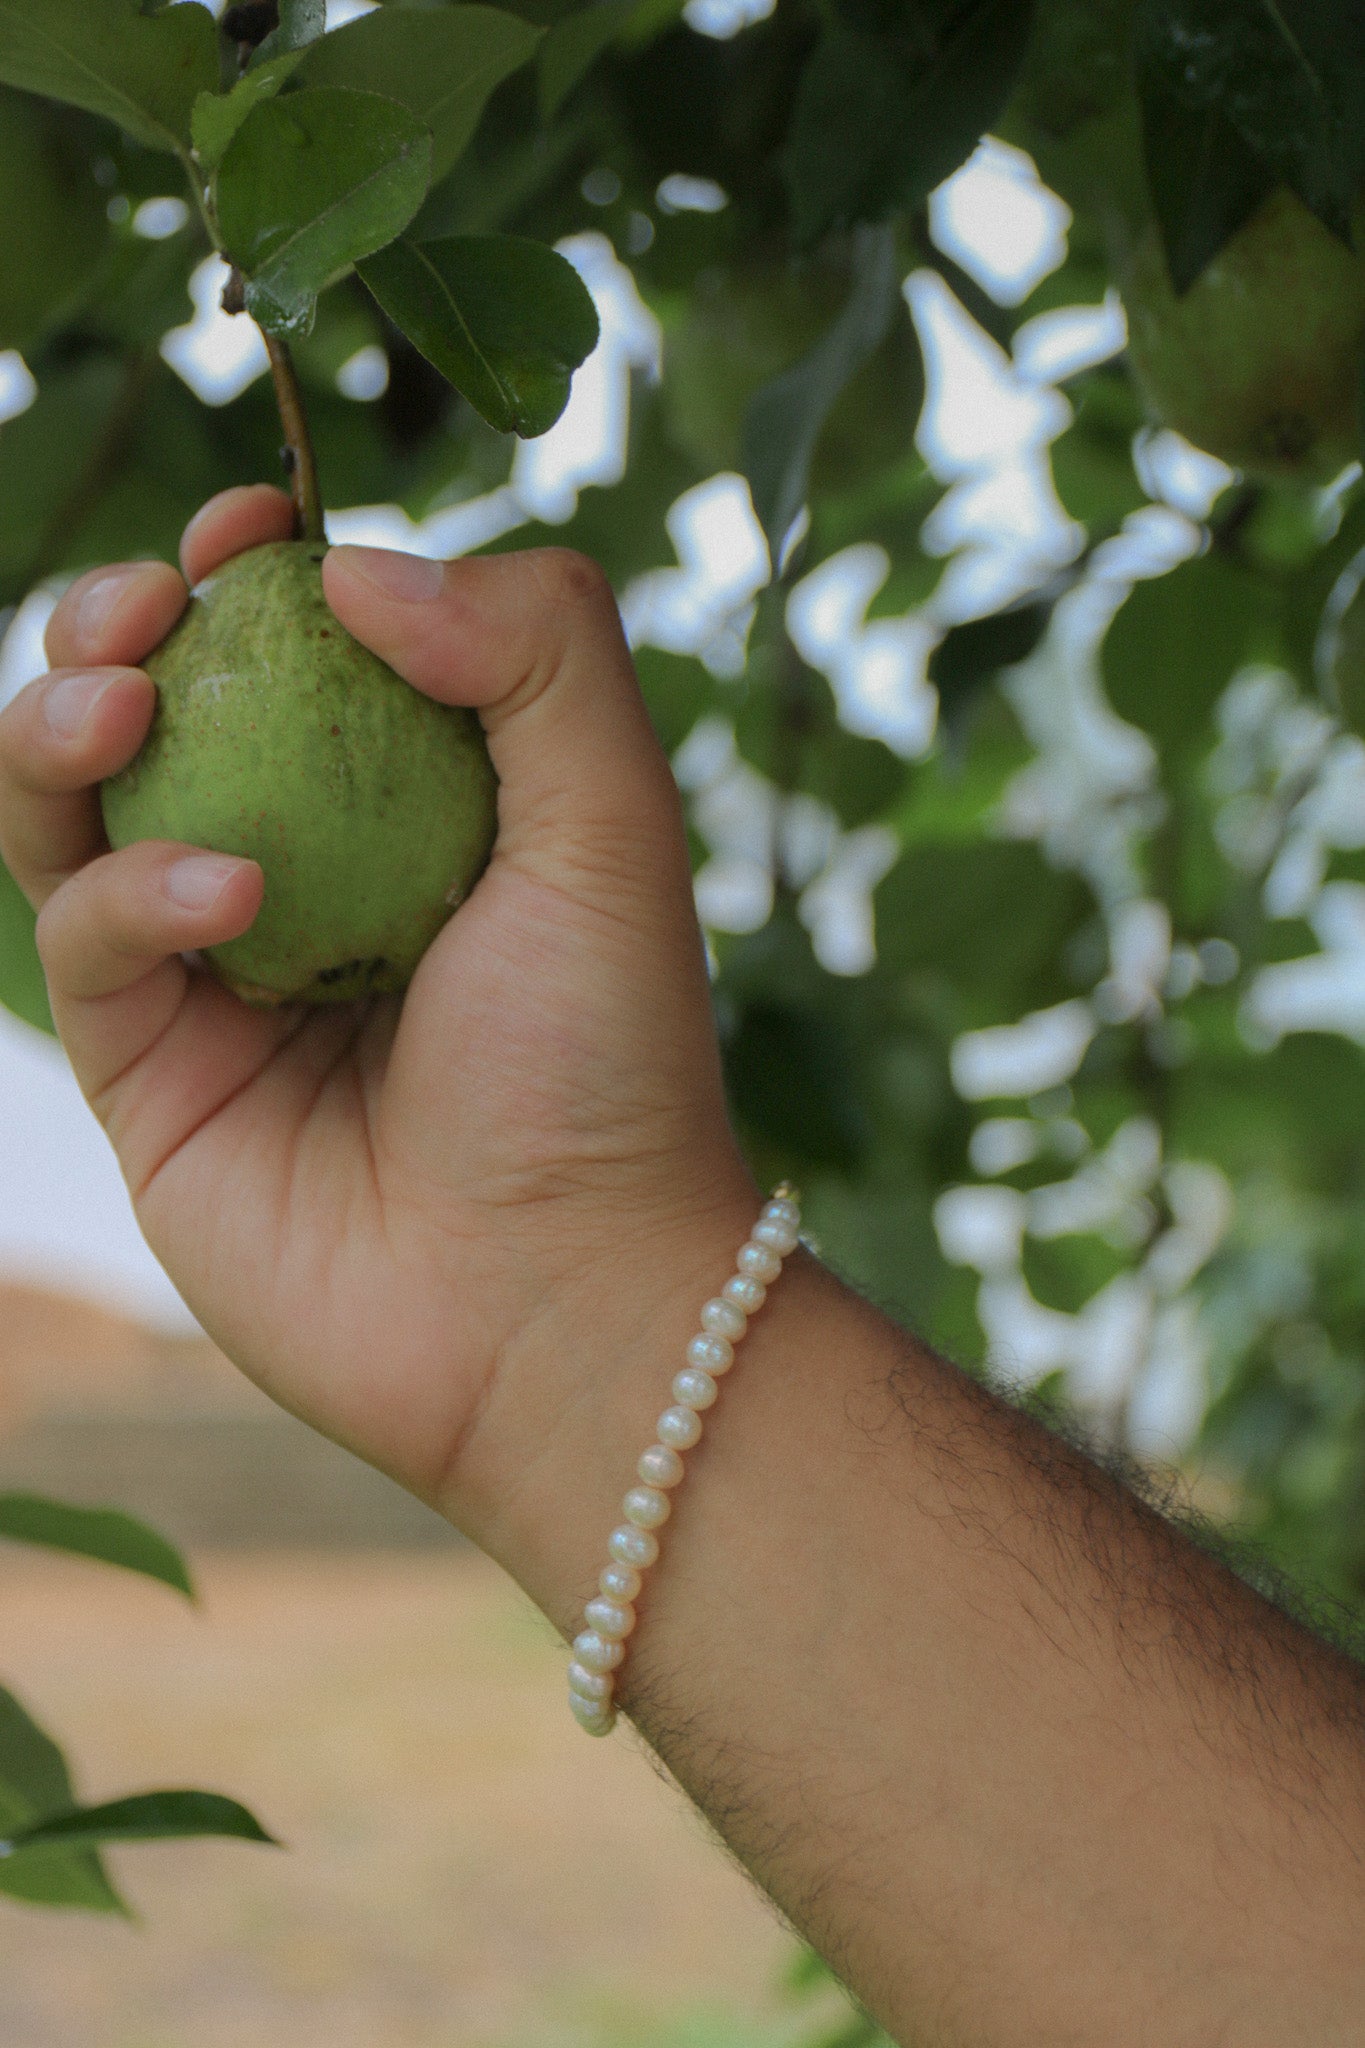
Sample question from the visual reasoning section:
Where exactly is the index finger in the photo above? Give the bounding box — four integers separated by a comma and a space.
42, 484, 297, 674
45, 560, 186, 674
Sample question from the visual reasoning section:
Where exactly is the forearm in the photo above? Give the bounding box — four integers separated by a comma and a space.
460, 1213, 1365, 2048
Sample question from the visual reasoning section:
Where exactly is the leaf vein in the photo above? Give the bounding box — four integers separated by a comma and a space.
402, 238, 518, 419
249, 127, 429, 302
0, 3, 181, 150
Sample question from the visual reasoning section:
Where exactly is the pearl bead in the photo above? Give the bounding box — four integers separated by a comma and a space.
752, 1217, 798, 1254
657, 1403, 703, 1449
638, 1443, 685, 1488
673, 1367, 717, 1410
737, 1240, 782, 1283
688, 1333, 734, 1374
567, 1662, 614, 1703
569, 1691, 616, 1736
574, 1630, 625, 1673
609, 1524, 659, 1568
623, 1484, 670, 1529
700, 1296, 746, 1341
570, 1190, 803, 1738
584, 1595, 635, 1640
723, 1273, 766, 1315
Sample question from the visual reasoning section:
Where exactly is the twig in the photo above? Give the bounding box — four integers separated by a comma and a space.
220, 263, 325, 543
263, 329, 325, 543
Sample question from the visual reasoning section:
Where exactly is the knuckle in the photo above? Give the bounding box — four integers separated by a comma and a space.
526, 547, 614, 614
33, 852, 134, 972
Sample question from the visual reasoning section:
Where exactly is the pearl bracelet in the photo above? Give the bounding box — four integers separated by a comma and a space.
567, 1185, 802, 1736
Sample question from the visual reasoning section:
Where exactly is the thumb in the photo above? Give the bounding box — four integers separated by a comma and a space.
321, 544, 681, 867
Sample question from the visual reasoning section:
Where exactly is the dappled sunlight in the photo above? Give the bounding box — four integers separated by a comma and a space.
1012, 293, 1127, 386
951, 1000, 1097, 1102
1244, 883, 1365, 1047
785, 545, 938, 757
908, 267, 1071, 477
0, 583, 59, 709
4, 0, 1365, 1678
511, 234, 662, 524
683, 0, 775, 38
161, 254, 269, 407
622, 474, 768, 676
929, 138, 1070, 308
0, 349, 35, 426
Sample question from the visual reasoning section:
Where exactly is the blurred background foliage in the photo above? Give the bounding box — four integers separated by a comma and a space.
3, 0, 1365, 2030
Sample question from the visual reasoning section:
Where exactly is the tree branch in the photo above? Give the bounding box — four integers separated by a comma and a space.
264, 327, 325, 544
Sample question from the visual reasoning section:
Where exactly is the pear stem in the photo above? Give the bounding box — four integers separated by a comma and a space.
264, 330, 325, 545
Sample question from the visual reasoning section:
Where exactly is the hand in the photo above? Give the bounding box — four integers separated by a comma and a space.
0, 486, 757, 1556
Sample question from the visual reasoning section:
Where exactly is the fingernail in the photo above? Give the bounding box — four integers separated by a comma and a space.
44, 670, 117, 740
333, 546, 444, 602
165, 855, 246, 911
74, 568, 138, 646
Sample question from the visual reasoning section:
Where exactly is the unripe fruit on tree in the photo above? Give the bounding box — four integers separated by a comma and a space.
1122, 189, 1365, 483
101, 541, 498, 1006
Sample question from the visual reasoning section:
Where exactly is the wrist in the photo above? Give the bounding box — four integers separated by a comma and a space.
441, 1149, 765, 1633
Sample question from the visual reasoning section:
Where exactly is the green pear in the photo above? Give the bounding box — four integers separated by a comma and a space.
1123, 190, 1365, 483
101, 540, 498, 1005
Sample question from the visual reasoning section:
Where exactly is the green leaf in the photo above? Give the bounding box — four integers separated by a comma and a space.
3, 1789, 278, 1853
215, 86, 433, 335
191, 47, 310, 175
0, 1692, 78, 1821
0, 358, 123, 605
786, 1943, 835, 1993
358, 233, 599, 436
1023, 1234, 1130, 1315
538, 0, 635, 121
928, 598, 1055, 736
1048, 370, 1150, 527
478, 380, 701, 580
0, 1495, 193, 1597
298, 5, 541, 184
634, 646, 722, 756
1102, 548, 1281, 761
0, 855, 54, 1038
0, 1690, 125, 1913
1134, 0, 1362, 257
0, 354, 214, 606
0, 89, 109, 351
724, 1000, 868, 1170
190, 0, 326, 164
0, 0, 218, 154
783, 0, 1035, 244
741, 223, 902, 567
250, 0, 325, 70
875, 841, 1090, 1021
1139, 63, 1276, 295
83, 221, 198, 350
734, 652, 907, 826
